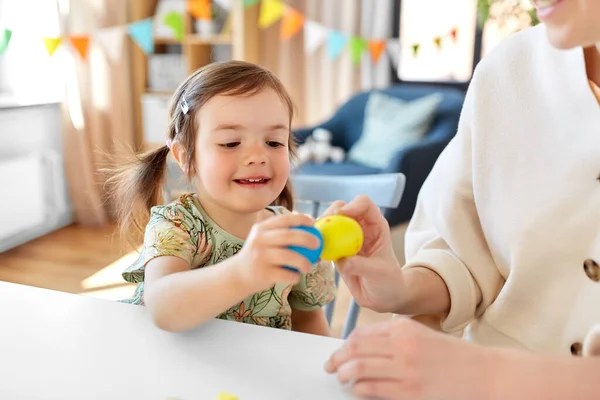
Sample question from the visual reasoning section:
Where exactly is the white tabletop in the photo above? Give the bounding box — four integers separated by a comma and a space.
0, 282, 356, 400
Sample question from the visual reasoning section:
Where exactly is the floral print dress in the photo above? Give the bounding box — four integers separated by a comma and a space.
120, 194, 337, 330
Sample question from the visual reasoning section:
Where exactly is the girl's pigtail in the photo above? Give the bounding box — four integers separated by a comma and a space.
106, 145, 171, 245
275, 180, 295, 211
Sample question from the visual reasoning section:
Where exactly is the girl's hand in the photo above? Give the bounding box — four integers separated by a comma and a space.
234, 213, 321, 293
324, 317, 491, 400
322, 196, 406, 313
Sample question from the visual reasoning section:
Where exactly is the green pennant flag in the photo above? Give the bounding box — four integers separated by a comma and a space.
243, 0, 260, 7
164, 11, 184, 42
0, 28, 12, 55
349, 36, 367, 65
412, 44, 420, 57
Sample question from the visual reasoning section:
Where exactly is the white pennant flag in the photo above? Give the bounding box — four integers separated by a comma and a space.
304, 19, 328, 54
386, 38, 401, 69
214, 0, 232, 10
95, 25, 126, 62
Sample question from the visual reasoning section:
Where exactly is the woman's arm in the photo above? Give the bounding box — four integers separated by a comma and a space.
491, 347, 600, 400
325, 317, 600, 400
393, 266, 454, 317
291, 308, 330, 336
143, 255, 253, 332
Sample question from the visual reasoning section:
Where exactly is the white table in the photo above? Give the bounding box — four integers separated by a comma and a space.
0, 282, 356, 400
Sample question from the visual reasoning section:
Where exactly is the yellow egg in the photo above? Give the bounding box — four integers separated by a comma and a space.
215, 393, 239, 400
314, 215, 363, 261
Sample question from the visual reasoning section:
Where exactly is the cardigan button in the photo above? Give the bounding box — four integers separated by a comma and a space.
570, 342, 583, 357
584, 259, 600, 282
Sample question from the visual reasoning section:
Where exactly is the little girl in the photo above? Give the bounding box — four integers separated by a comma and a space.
109, 61, 336, 335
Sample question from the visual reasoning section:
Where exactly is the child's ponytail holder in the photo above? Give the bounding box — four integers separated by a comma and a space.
166, 139, 173, 150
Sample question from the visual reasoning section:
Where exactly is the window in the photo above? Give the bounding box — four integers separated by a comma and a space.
0, 0, 62, 103
391, 0, 538, 85
396, 0, 477, 82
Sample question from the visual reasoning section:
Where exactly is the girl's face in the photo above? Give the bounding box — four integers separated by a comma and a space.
532, 0, 600, 49
191, 88, 291, 215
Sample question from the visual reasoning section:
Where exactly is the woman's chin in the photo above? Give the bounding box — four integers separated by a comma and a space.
544, 26, 586, 50
543, 22, 600, 50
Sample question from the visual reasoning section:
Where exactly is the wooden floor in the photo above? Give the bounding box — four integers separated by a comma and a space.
0, 224, 394, 338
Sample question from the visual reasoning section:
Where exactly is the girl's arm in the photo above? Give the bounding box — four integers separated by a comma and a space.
291, 308, 330, 336
288, 261, 336, 337
140, 211, 320, 333
143, 255, 253, 332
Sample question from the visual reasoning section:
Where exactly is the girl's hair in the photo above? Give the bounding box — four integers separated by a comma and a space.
107, 61, 297, 243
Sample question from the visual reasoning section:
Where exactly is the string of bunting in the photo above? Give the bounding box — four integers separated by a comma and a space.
0, 0, 458, 64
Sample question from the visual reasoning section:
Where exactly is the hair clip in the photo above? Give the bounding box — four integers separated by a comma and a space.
181, 96, 189, 115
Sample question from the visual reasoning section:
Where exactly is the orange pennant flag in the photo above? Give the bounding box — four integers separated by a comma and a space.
43, 37, 62, 57
280, 7, 304, 40
69, 35, 90, 60
450, 27, 458, 42
189, 0, 212, 20
368, 40, 386, 64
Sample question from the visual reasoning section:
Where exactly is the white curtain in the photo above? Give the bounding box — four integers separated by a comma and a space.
260, 0, 394, 127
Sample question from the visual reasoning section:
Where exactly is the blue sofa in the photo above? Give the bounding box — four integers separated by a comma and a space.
292, 84, 466, 228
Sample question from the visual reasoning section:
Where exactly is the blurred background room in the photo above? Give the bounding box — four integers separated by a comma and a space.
0, 0, 537, 337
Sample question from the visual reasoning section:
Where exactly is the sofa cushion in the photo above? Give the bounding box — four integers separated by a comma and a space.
347, 91, 442, 169
293, 161, 382, 176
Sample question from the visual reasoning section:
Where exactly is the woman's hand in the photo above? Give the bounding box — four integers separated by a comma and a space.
324, 317, 491, 400
322, 195, 406, 313
234, 212, 320, 293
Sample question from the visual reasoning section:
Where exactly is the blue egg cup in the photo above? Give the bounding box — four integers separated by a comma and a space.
284, 226, 324, 273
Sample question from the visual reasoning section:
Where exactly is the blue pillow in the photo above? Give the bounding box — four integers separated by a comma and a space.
347, 91, 443, 169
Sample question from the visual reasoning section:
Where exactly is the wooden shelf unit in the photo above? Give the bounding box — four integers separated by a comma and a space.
128, 0, 261, 150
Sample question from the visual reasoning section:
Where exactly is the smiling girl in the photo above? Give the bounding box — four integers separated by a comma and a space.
109, 61, 336, 335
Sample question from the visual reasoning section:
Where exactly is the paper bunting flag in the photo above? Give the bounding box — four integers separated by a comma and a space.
69, 35, 90, 60
327, 31, 347, 60
220, 12, 232, 35
188, 0, 211, 20
43, 37, 62, 57
280, 7, 304, 40
433, 37, 442, 49
349, 36, 367, 65
95, 26, 125, 62
164, 12, 184, 41
411, 44, 420, 57
259, 0, 285, 29
214, 0, 232, 10
0, 28, 12, 55
386, 39, 401, 69
303, 20, 327, 53
243, 0, 260, 8
450, 28, 458, 42
368, 40, 385, 64
128, 18, 154, 54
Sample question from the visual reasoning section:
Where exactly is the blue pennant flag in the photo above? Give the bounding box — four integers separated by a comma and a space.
327, 30, 347, 60
127, 18, 154, 54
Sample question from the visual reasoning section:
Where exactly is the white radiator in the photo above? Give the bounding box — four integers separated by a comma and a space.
0, 151, 70, 252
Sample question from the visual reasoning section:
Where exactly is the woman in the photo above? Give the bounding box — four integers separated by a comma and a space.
323, 0, 600, 398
